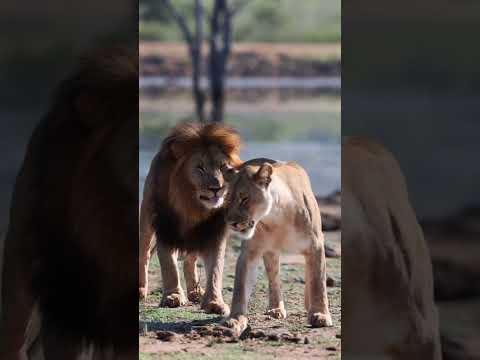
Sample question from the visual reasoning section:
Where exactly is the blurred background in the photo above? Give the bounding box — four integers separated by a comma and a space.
343, 1, 480, 358
0, 0, 136, 271
139, 0, 341, 199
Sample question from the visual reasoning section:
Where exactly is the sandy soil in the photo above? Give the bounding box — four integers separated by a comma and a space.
139, 230, 341, 360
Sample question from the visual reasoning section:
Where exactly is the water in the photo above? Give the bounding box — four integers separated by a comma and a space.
140, 76, 341, 91
139, 139, 340, 199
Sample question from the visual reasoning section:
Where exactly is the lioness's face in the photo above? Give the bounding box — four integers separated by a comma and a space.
225, 164, 273, 240
185, 146, 232, 209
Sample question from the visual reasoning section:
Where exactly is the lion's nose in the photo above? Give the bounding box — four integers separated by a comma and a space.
209, 185, 222, 195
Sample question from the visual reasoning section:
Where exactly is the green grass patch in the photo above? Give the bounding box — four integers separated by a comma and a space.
140, 111, 340, 142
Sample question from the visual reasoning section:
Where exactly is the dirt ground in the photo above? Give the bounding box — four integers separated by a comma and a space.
139, 231, 341, 360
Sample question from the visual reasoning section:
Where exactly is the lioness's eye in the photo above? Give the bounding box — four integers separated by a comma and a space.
197, 165, 205, 173
240, 196, 249, 206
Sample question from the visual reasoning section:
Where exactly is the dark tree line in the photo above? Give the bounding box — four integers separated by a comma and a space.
161, 0, 249, 122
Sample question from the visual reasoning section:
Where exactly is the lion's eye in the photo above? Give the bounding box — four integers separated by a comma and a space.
240, 197, 249, 206
197, 165, 205, 173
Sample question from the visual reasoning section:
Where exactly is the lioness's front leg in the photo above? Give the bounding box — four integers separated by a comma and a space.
200, 237, 229, 315
304, 234, 332, 327
157, 241, 187, 307
223, 245, 262, 336
263, 251, 286, 319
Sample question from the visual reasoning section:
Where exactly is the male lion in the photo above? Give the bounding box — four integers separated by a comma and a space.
221, 159, 332, 335
342, 137, 442, 359
0, 48, 138, 360
139, 122, 242, 315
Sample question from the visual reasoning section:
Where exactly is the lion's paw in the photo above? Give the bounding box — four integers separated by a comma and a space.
202, 300, 230, 315
160, 291, 187, 308
308, 312, 333, 328
221, 315, 248, 337
265, 307, 287, 319
187, 286, 205, 303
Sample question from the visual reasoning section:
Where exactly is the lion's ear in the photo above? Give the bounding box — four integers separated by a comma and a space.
254, 163, 273, 187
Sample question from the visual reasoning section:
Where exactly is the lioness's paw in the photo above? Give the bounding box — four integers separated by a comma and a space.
265, 307, 287, 319
202, 300, 230, 315
160, 292, 187, 308
308, 312, 333, 328
221, 315, 248, 337
139, 287, 148, 300
187, 286, 205, 303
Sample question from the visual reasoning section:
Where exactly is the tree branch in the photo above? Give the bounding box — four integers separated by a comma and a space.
228, 0, 250, 16
161, 0, 194, 48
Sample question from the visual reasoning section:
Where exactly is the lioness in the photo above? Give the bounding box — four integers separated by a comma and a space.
139, 122, 242, 315
222, 159, 332, 335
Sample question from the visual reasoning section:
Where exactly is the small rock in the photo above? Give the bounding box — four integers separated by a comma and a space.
326, 346, 337, 351
196, 326, 214, 337
267, 333, 280, 341
327, 276, 335, 287
218, 326, 235, 337
250, 330, 267, 339
226, 336, 239, 343
294, 276, 306, 284
304, 337, 310, 344
156, 331, 177, 342
239, 325, 252, 340
281, 332, 301, 343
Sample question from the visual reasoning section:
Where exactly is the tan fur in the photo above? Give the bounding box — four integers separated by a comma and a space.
342, 137, 442, 359
222, 160, 332, 335
139, 122, 242, 315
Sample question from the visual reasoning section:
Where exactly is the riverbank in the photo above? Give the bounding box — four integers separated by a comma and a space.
140, 42, 340, 78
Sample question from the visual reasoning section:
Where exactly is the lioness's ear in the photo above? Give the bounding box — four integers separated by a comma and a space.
224, 167, 239, 183
254, 163, 273, 187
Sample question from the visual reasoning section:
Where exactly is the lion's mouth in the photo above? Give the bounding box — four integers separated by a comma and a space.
198, 193, 224, 209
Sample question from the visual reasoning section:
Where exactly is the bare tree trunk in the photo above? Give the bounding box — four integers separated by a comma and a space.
192, 0, 206, 122
209, 0, 232, 123
163, 0, 249, 123
162, 0, 206, 122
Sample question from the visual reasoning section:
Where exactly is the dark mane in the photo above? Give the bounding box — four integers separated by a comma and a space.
152, 202, 227, 253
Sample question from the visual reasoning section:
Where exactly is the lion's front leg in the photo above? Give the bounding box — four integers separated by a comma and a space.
157, 242, 187, 307
200, 237, 229, 315
222, 245, 262, 336
304, 233, 332, 328
263, 251, 286, 319
139, 191, 156, 300
183, 253, 204, 303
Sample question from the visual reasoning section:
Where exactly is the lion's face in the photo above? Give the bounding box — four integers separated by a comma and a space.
225, 163, 273, 239
183, 145, 233, 210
